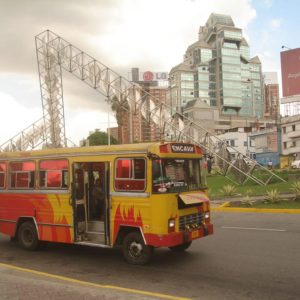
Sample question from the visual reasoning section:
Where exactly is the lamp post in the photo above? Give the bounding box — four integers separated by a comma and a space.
281, 45, 291, 50
105, 91, 111, 146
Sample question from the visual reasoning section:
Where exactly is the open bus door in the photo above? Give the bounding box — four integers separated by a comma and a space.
72, 162, 110, 246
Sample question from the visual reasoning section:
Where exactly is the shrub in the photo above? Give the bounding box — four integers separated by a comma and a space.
241, 195, 253, 206
290, 181, 300, 201
211, 166, 220, 175
245, 189, 253, 197
220, 184, 237, 197
265, 189, 280, 203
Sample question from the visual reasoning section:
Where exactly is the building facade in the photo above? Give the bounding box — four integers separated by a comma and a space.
280, 48, 300, 160
249, 128, 280, 167
263, 72, 279, 119
168, 13, 264, 120
113, 68, 168, 144
281, 115, 300, 160
217, 129, 256, 159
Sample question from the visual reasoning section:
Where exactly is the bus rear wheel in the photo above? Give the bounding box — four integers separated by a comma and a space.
122, 232, 153, 265
169, 241, 192, 252
18, 221, 39, 251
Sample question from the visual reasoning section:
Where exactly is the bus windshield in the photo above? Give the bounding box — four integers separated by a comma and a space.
152, 158, 205, 193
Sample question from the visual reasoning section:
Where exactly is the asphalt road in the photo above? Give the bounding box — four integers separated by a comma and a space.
0, 212, 299, 300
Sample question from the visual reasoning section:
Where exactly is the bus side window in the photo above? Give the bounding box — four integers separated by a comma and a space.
115, 158, 146, 192
0, 162, 6, 189
39, 159, 69, 189
9, 161, 35, 189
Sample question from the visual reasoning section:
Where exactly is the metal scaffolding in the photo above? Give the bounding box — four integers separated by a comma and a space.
0, 30, 285, 185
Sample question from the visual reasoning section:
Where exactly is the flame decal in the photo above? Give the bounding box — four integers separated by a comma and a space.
0, 193, 72, 243
113, 204, 143, 244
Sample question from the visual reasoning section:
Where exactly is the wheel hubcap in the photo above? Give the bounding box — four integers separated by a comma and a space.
129, 241, 143, 257
23, 229, 33, 245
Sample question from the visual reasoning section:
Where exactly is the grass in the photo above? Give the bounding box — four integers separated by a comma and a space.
207, 169, 300, 199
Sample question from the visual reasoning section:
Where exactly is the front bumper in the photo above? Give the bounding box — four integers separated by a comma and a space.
144, 223, 213, 247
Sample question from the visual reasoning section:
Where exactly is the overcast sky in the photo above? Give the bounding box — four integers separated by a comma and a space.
0, 0, 298, 144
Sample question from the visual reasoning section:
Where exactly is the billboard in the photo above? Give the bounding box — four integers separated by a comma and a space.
281, 48, 300, 97
130, 68, 168, 83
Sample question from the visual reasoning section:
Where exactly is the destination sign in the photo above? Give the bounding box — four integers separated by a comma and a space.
170, 144, 195, 153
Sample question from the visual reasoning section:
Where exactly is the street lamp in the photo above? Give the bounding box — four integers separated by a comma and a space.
281, 45, 291, 50
106, 95, 111, 146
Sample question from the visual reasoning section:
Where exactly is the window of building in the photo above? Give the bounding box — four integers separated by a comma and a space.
9, 161, 35, 189
224, 30, 242, 39
292, 125, 296, 131
39, 159, 69, 189
283, 142, 287, 149
0, 162, 6, 189
115, 158, 146, 191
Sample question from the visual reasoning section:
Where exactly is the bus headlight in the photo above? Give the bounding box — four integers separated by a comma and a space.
204, 212, 210, 221
168, 218, 176, 233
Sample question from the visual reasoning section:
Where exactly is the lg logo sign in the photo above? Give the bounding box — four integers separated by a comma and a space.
142, 71, 168, 81
143, 71, 154, 81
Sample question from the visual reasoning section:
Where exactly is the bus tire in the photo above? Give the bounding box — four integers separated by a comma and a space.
169, 241, 192, 252
122, 231, 153, 265
18, 221, 39, 251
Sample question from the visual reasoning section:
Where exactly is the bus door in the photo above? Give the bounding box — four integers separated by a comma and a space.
72, 162, 110, 245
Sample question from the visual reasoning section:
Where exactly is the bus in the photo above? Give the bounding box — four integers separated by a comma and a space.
0, 141, 213, 264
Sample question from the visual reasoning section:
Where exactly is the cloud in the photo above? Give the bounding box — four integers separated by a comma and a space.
0, 92, 42, 143
0, 0, 256, 74
65, 108, 117, 144
270, 18, 283, 30
262, 0, 273, 8
0, 0, 257, 143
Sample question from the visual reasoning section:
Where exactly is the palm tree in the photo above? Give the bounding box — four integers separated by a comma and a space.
111, 95, 130, 143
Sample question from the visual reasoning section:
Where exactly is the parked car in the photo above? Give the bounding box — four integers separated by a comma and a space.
291, 160, 300, 169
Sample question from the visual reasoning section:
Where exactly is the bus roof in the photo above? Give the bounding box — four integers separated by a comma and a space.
0, 141, 203, 160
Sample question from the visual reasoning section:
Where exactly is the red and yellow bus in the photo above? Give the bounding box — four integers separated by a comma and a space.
0, 142, 213, 264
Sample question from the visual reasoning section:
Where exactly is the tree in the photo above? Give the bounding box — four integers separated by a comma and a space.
111, 95, 131, 144
84, 130, 118, 146
111, 95, 130, 127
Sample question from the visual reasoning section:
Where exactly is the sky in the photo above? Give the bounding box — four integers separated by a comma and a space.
0, 0, 299, 145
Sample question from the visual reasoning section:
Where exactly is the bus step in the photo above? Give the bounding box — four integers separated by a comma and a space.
85, 231, 105, 244
76, 241, 110, 248
88, 221, 104, 232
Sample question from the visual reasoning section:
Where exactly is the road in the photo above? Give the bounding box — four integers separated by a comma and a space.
0, 212, 299, 299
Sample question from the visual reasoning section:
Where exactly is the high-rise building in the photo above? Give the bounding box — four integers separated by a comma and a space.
115, 68, 168, 144
168, 13, 264, 121
263, 72, 279, 119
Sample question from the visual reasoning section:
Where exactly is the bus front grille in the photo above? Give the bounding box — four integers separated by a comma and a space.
179, 213, 204, 231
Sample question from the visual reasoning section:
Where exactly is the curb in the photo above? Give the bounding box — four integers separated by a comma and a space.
211, 207, 300, 214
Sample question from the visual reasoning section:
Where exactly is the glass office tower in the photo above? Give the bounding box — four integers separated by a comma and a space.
169, 13, 264, 119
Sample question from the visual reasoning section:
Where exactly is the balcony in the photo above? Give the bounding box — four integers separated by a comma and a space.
287, 130, 300, 139
282, 145, 300, 156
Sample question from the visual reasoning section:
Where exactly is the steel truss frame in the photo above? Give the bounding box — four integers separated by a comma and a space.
0, 30, 285, 185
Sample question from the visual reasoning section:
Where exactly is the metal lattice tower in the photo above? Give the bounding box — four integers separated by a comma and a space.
0, 30, 285, 185
35, 31, 67, 147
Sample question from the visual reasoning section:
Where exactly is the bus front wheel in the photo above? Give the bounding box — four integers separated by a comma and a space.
122, 232, 153, 265
18, 221, 39, 251
169, 241, 192, 251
